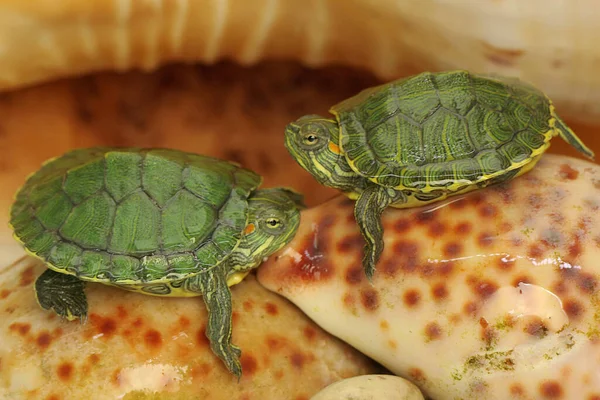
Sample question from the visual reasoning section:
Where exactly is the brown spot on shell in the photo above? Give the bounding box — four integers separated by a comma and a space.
57, 362, 73, 382
403, 289, 421, 308
512, 275, 534, 287
337, 234, 363, 253
274, 369, 284, 380
178, 316, 190, 328
266, 336, 285, 351
468, 278, 499, 299
290, 352, 306, 369
19, 266, 35, 286
428, 221, 446, 237
497, 257, 515, 271
46, 395, 60, 400
479, 317, 489, 329
345, 266, 363, 285
36, 331, 53, 350
552, 280, 568, 296
380, 320, 389, 331
463, 301, 478, 317
9, 322, 31, 336
264, 302, 278, 316
443, 242, 463, 258
431, 283, 448, 301
0, 289, 10, 299
424, 322, 442, 341
479, 204, 498, 218
391, 240, 420, 273
478, 232, 495, 247
132, 317, 143, 328
240, 354, 258, 376
550, 212, 565, 225
497, 185, 515, 204
577, 273, 598, 294
243, 300, 254, 312
191, 362, 212, 379
528, 194, 543, 210
528, 244, 544, 258
144, 329, 162, 349
360, 289, 379, 311
116, 305, 127, 319
89, 314, 117, 338
88, 354, 100, 365
524, 317, 548, 339
388, 339, 397, 349
454, 222, 472, 236
481, 42, 525, 66
415, 210, 437, 224
588, 395, 600, 400
559, 164, 579, 180
568, 237, 582, 259
393, 218, 411, 233
303, 326, 316, 342
232, 311, 240, 324
499, 222, 513, 233
510, 383, 525, 396
449, 198, 467, 209
437, 262, 454, 277
469, 192, 486, 205
342, 292, 356, 310
408, 367, 425, 381
563, 298, 583, 319
539, 380, 563, 398
479, 318, 498, 349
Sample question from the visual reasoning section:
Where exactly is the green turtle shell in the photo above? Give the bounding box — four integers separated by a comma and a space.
9, 147, 261, 285
331, 70, 558, 191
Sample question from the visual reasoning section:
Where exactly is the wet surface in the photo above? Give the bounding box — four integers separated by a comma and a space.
259, 155, 600, 400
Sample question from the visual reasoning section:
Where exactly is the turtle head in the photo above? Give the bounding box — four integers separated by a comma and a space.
284, 115, 353, 190
231, 188, 303, 271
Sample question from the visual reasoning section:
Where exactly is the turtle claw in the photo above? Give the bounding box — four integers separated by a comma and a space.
215, 344, 243, 380
35, 269, 88, 322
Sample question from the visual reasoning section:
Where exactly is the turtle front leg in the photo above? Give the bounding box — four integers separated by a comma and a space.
354, 185, 406, 281
35, 269, 88, 321
185, 263, 242, 380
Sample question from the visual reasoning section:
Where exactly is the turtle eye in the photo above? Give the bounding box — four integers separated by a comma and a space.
266, 218, 281, 228
303, 134, 319, 146
263, 216, 285, 234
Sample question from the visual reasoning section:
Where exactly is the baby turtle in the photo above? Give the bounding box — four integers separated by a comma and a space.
284, 70, 594, 280
9, 147, 304, 379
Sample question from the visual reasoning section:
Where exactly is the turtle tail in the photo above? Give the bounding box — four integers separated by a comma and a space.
554, 115, 595, 160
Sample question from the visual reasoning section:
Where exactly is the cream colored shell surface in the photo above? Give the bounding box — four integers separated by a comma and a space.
1, 0, 600, 123
259, 154, 600, 400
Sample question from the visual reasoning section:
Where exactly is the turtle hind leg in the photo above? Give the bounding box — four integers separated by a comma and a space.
189, 263, 242, 380
354, 185, 403, 282
35, 269, 88, 322
554, 116, 595, 159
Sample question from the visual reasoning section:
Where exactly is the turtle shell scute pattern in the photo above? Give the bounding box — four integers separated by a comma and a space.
10, 148, 262, 284
332, 70, 554, 190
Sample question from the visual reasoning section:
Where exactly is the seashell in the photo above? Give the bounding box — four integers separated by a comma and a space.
310, 374, 425, 400
0, 257, 380, 399
258, 153, 600, 399
1, 1, 600, 124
